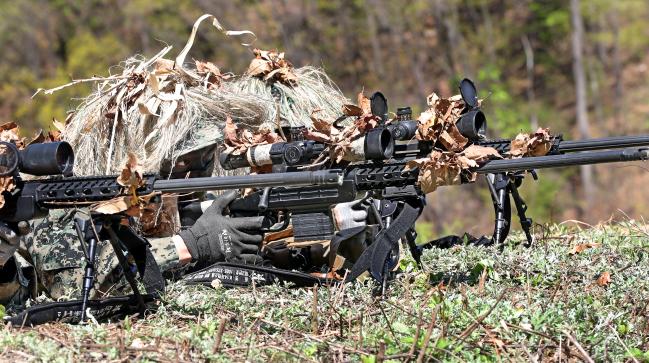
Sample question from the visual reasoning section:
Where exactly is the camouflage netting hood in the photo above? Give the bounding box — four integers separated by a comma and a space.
37, 14, 349, 177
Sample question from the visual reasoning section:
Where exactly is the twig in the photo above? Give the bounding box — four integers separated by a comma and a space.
407, 310, 424, 360
376, 341, 385, 363
31, 75, 131, 97
212, 317, 228, 354
377, 302, 398, 343
311, 285, 319, 335
562, 330, 595, 363
459, 289, 508, 341
609, 325, 639, 363
416, 306, 439, 363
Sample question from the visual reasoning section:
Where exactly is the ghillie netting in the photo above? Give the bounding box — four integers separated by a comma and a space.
35, 14, 349, 177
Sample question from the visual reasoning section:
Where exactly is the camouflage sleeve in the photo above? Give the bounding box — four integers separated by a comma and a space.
26, 210, 118, 300
25, 209, 191, 300
146, 235, 191, 279
0, 256, 29, 308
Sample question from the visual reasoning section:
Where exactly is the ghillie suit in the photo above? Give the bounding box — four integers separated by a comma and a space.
43, 15, 348, 178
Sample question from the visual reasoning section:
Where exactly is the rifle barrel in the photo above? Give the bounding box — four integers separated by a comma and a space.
152, 170, 343, 193
558, 135, 649, 152
476, 147, 649, 174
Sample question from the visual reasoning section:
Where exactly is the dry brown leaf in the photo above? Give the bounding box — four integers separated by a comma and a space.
195, 60, 224, 88
117, 153, 144, 189
246, 49, 296, 86
569, 242, 601, 255
416, 91, 469, 151
0, 176, 16, 209
27, 131, 45, 146
357, 92, 372, 115
154, 58, 175, 73
52, 119, 66, 132
91, 197, 131, 214
462, 145, 502, 162
597, 271, 611, 286
405, 145, 500, 193
140, 194, 180, 237
342, 104, 363, 117
509, 128, 552, 157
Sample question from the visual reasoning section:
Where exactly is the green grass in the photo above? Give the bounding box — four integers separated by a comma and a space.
2, 222, 649, 362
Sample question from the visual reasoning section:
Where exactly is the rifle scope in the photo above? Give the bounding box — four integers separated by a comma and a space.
0, 141, 74, 176
387, 106, 487, 142
219, 128, 395, 170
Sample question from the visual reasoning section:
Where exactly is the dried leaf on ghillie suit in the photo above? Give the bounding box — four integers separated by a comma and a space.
303, 92, 380, 163
406, 145, 501, 193
26, 117, 65, 146
92, 154, 153, 217
222, 116, 283, 173
35, 14, 269, 177
194, 60, 231, 90
140, 194, 181, 237
223, 116, 283, 155
246, 49, 298, 86
417, 93, 471, 152
509, 127, 552, 157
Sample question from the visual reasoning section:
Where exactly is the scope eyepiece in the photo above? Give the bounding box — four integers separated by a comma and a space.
456, 110, 487, 141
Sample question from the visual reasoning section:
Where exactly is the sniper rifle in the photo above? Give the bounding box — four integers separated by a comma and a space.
218, 78, 649, 286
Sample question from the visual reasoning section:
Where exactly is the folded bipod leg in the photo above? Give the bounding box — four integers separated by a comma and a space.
509, 183, 534, 247
487, 173, 512, 250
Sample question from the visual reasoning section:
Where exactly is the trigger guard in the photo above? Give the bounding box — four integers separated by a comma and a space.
260, 215, 290, 233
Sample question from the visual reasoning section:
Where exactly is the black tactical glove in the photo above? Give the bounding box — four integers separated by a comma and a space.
178, 190, 264, 265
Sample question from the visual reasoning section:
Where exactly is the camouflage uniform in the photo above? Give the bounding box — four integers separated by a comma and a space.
0, 123, 223, 311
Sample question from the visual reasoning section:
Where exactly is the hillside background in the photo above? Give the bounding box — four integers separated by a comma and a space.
1, 0, 648, 237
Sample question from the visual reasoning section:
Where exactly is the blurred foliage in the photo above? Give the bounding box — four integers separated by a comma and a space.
0, 0, 648, 234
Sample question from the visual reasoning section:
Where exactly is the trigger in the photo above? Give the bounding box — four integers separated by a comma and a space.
258, 187, 271, 212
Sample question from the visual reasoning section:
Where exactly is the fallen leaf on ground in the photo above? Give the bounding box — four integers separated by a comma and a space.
597, 271, 611, 286
569, 242, 601, 255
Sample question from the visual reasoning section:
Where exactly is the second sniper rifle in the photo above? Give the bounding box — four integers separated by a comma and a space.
219, 79, 649, 281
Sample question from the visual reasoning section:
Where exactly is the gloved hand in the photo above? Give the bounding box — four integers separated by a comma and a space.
332, 199, 368, 230
178, 190, 265, 265
0, 222, 19, 267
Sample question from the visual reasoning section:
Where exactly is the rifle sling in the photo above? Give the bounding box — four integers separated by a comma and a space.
4, 294, 158, 326
346, 203, 421, 282
181, 262, 333, 287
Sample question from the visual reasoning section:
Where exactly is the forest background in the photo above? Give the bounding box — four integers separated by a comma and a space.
1, 0, 648, 238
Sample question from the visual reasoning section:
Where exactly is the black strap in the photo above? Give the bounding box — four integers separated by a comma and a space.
181, 262, 332, 288
328, 226, 366, 266
113, 224, 166, 295
4, 294, 157, 326
346, 203, 421, 282
419, 233, 493, 249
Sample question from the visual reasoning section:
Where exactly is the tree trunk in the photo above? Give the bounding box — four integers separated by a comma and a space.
521, 34, 538, 130
610, 9, 624, 129
570, 0, 595, 212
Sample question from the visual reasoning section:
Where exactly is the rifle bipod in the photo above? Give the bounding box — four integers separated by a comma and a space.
72, 215, 164, 322
487, 172, 534, 248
